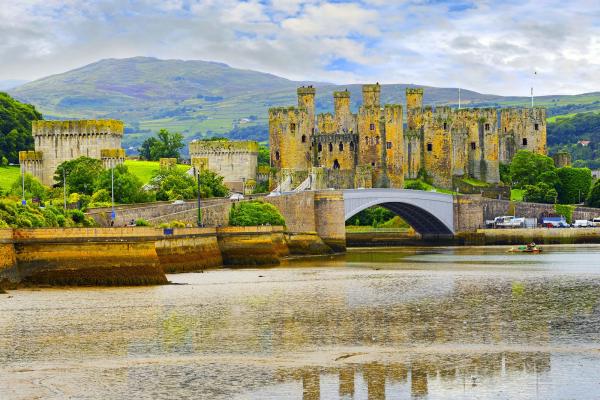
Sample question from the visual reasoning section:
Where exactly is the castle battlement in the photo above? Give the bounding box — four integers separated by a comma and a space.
333, 90, 350, 98
32, 120, 124, 136
189, 140, 259, 154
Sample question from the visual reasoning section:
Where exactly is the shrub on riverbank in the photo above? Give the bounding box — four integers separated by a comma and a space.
228, 201, 285, 227
0, 200, 96, 228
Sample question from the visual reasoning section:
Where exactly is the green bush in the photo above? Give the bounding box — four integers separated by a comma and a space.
91, 189, 111, 203
69, 209, 85, 223
135, 218, 151, 226
229, 201, 285, 227
405, 179, 428, 191
556, 167, 592, 204
523, 183, 557, 204
555, 204, 576, 223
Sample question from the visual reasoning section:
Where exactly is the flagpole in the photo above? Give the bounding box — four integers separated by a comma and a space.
458, 87, 461, 109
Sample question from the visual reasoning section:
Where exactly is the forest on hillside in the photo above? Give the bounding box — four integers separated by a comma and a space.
548, 112, 600, 168
0, 92, 41, 164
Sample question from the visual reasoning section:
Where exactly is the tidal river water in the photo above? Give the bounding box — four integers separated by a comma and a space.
1, 245, 600, 399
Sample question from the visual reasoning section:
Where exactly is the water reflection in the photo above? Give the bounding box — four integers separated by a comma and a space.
270, 353, 553, 399
1, 246, 600, 399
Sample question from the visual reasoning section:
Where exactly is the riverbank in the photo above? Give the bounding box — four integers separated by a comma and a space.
0, 226, 334, 287
460, 227, 600, 245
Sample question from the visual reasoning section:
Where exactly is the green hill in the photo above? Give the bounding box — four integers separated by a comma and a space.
9, 57, 600, 150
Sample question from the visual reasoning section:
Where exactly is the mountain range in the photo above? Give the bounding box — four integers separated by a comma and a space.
8, 57, 600, 150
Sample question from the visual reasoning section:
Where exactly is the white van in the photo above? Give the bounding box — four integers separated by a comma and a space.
593, 218, 600, 227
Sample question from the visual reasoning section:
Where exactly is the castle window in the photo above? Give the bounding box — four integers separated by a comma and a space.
386, 142, 392, 149
470, 142, 476, 150
290, 123, 296, 133
275, 151, 280, 160
329, 143, 333, 152
427, 143, 433, 152
534, 123, 539, 131
376, 136, 380, 145
504, 127, 507, 133
485, 123, 490, 131
301, 134, 307, 143
369, 123, 375, 131
333, 159, 340, 169
365, 137, 369, 145
318, 143, 322, 152
522, 138, 528, 146
349, 141, 355, 151
371, 162, 375, 167
339, 142, 344, 151
443, 122, 447, 130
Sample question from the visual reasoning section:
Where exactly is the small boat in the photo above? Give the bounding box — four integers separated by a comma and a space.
509, 245, 542, 253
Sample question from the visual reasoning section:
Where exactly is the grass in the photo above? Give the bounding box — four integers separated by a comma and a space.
405, 179, 457, 195
0, 166, 22, 191
461, 177, 490, 187
124, 160, 190, 184
511, 189, 524, 201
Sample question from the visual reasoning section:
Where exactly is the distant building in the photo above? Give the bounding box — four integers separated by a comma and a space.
20, 120, 125, 186
188, 140, 258, 193
577, 140, 591, 147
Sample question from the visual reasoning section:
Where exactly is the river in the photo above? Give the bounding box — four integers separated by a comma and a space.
1, 245, 599, 399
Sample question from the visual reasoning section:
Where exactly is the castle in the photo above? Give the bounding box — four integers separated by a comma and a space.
269, 84, 547, 191
19, 120, 126, 186
189, 139, 258, 193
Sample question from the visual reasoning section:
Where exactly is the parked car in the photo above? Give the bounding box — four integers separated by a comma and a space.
542, 217, 569, 228
572, 220, 594, 228
592, 218, 600, 227
229, 193, 244, 200
487, 216, 525, 228
172, 199, 185, 205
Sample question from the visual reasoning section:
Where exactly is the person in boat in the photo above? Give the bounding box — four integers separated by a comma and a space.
526, 242, 537, 250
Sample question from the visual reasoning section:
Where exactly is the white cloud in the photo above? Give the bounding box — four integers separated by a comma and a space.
0, 0, 598, 95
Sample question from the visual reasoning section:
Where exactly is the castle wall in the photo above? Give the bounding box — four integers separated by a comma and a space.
269, 85, 547, 192
189, 140, 258, 190
499, 108, 547, 163
384, 105, 404, 188
423, 107, 453, 189
24, 120, 124, 186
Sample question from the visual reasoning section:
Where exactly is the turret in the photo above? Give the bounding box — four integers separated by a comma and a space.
406, 88, 424, 132
334, 90, 351, 118
297, 86, 316, 115
362, 83, 380, 108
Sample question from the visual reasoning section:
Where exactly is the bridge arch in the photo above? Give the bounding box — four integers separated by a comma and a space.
343, 189, 455, 235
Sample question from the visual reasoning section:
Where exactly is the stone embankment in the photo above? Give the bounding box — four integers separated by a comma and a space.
0, 226, 334, 287
460, 227, 600, 245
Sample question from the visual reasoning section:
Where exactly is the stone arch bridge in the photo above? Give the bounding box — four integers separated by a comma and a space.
89, 189, 484, 252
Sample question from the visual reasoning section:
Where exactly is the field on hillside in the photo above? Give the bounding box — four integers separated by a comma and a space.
124, 160, 189, 184
0, 166, 21, 191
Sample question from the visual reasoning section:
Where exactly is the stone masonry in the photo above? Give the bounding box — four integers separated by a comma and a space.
20, 120, 125, 186
269, 85, 547, 190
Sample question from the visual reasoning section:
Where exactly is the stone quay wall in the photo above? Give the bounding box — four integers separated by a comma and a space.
0, 226, 329, 287
462, 227, 600, 245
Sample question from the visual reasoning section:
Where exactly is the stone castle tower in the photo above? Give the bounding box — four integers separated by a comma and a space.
269, 85, 547, 191
20, 120, 125, 186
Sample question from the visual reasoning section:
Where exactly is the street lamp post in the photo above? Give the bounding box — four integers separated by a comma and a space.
63, 169, 67, 210
111, 164, 115, 225
194, 167, 202, 227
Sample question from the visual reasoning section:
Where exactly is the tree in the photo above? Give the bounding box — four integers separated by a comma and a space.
556, 167, 592, 204
523, 183, 557, 204
510, 150, 556, 188
10, 173, 48, 201
258, 145, 270, 166
138, 129, 184, 161
0, 92, 42, 163
95, 164, 152, 204
150, 168, 197, 201
138, 137, 158, 160
587, 180, 600, 207
197, 169, 229, 198
229, 201, 285, 226
54, 157, 104, 195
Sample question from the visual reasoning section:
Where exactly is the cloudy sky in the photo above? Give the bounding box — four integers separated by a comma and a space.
1, 0, 598, 95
